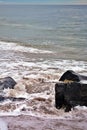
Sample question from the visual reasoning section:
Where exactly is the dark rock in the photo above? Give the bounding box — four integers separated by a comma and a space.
9, 97, 26, 101
0, 77, 25, 102
59, 70, 87, 82
0, 96, 26, 102
0, 77, 16, 90
0, 96, 5, 102
55, 82, 87, 112
55, 70, 87, 112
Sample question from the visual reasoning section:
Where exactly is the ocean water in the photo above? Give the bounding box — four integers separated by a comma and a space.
0, 4, 87, 78
0, 5, 87, 60
0, 4, 87, 123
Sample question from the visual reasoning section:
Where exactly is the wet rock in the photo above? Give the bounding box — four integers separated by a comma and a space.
59, 70, 87, 82
0, 96, 5, 102
0, 96, 25, 102
55, 70, 87, 112
55, 82, 87, 112
0, 77, 16, 90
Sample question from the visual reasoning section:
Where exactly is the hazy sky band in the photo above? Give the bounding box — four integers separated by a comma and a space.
0, 0, 87, 5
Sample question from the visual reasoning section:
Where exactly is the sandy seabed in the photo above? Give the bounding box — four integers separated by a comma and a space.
0, 114, 87, 130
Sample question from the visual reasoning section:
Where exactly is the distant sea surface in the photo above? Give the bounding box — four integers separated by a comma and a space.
0, 4, 87, 60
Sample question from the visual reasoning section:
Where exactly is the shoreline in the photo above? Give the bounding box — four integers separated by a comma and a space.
0, 114, 87, 130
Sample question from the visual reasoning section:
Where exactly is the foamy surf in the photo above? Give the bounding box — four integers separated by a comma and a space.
0, 119, 8, 130
0, 81, 87, 120
0, 41, 53, 54
0, 40, 87, 122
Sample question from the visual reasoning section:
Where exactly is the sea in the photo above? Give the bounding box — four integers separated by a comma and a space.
0, 4, 87, 129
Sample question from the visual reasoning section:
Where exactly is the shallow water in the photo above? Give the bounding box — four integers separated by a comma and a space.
0, 40, 87, 121
0, 41, 87, 80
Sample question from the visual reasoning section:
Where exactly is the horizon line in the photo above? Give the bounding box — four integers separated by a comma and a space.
0, 2, 87, 5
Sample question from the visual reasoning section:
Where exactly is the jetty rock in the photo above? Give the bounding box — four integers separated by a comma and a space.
0, 77, 16, 90
59, 70, 87, 82
55, 70, 87, 112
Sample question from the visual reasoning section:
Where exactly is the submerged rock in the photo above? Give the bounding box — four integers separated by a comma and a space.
55, 70, 87, 112
0, 96, 26, 102
0, 77, 16, 90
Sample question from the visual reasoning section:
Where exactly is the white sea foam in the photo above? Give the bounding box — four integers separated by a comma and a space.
75, 105, 87, 110
0, 104, 86, 120
0, 57, 87, 81
0, 119, 8, 130
0, 41, 53, 53
0, 112, 21, 117
3, 88, 29, 98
